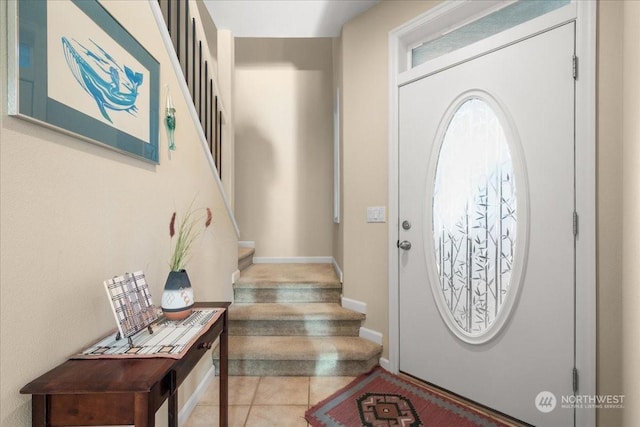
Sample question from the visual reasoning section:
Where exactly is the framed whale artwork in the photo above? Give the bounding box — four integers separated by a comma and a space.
7, 0, 160, 164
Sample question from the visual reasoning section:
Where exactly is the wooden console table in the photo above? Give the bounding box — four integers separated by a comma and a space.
21, 302, 230, 427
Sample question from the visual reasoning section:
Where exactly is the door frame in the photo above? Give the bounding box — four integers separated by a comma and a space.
387, 1, 596, 426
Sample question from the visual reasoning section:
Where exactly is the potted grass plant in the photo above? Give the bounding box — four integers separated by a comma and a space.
161, 201, 212, 320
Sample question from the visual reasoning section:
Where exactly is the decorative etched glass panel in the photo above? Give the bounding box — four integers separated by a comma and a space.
432, 98, 517, 336
411, 0, 570, 67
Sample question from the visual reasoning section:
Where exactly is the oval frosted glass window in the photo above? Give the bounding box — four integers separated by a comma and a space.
432, 97, 517, 338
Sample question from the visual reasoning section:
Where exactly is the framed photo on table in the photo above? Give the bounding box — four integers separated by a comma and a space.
7, 0, 160, 164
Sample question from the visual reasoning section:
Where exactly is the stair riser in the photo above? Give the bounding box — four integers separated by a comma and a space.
230, 320, 361, 337
238, 256, 253, 272
234, 288, 341, 304
216, 357, 380, 377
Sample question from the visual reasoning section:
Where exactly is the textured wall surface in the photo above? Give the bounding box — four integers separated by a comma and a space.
234, 38, 334, 258
0, 1, 238, 426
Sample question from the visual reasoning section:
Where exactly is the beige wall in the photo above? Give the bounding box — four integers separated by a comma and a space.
622, 2, 640, 425
597, 2, 624, 426
596, 1, 640, 425
234, 38, 334, 257
196, 0, 218, 73
218, 29, 236, 210
332, 37, 344, 270
340, 0, 438, 359
0, 1, 238, 426
196, 0, 236, 210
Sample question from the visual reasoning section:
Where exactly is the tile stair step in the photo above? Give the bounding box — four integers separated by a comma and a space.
213, 336, 382, 377
228, 303, 364, 336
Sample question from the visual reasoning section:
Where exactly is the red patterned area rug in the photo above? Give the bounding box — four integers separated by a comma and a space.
306, 366, 520, 427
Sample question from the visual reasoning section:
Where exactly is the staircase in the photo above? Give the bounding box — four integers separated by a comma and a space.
238, 246, 255, 272
213, 248, 382, 376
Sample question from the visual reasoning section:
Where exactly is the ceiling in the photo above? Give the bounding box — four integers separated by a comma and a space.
203, 0, 380, 38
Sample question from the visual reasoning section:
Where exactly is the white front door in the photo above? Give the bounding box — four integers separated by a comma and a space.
399, 23, 575, 426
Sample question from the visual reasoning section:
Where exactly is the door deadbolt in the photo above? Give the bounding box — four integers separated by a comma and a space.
402, 220, 411, 230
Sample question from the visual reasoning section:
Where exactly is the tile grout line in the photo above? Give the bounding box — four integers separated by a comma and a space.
307, 376, 311, 427
243, 376, 262, 427
186, 376, 354, 425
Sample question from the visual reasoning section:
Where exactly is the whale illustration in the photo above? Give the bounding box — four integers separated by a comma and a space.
61, 36, 143, 123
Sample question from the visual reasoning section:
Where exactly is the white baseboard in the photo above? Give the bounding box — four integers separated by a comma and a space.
231, 269, 240, 284
341, 296, 366, 314
379, 357, 390, 371
360, 326, 383, 345
253, 256, 334, 264
238, 241, 255, 248
178, 365, 216, 427
332, 259, 344, 283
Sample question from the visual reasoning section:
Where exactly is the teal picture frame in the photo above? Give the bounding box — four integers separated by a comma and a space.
8, 0, 160, 164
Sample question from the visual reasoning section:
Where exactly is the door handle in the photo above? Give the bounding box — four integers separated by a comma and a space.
398, 240, 412, 250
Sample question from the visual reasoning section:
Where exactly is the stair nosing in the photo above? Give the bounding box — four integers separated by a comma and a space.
234, 281, 340, 288
236, 264, 340, 285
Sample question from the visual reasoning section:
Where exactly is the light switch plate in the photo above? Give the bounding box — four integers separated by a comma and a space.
367, 206, 386, 223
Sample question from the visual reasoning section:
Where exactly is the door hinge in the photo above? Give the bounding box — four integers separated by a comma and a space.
573, 211, 579, 237
573, 55, 578, 80
573, 367, 579, 393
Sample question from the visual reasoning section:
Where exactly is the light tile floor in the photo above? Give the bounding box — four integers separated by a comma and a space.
184, 376, 355, 427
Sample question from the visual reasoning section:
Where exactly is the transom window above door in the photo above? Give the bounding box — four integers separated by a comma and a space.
411, 0, 570, 68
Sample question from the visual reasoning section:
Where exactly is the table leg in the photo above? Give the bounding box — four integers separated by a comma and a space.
31, 395, 46, 427
219, 311, 228, 427
168, 378, 178, 427
134, 392, 154, 427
